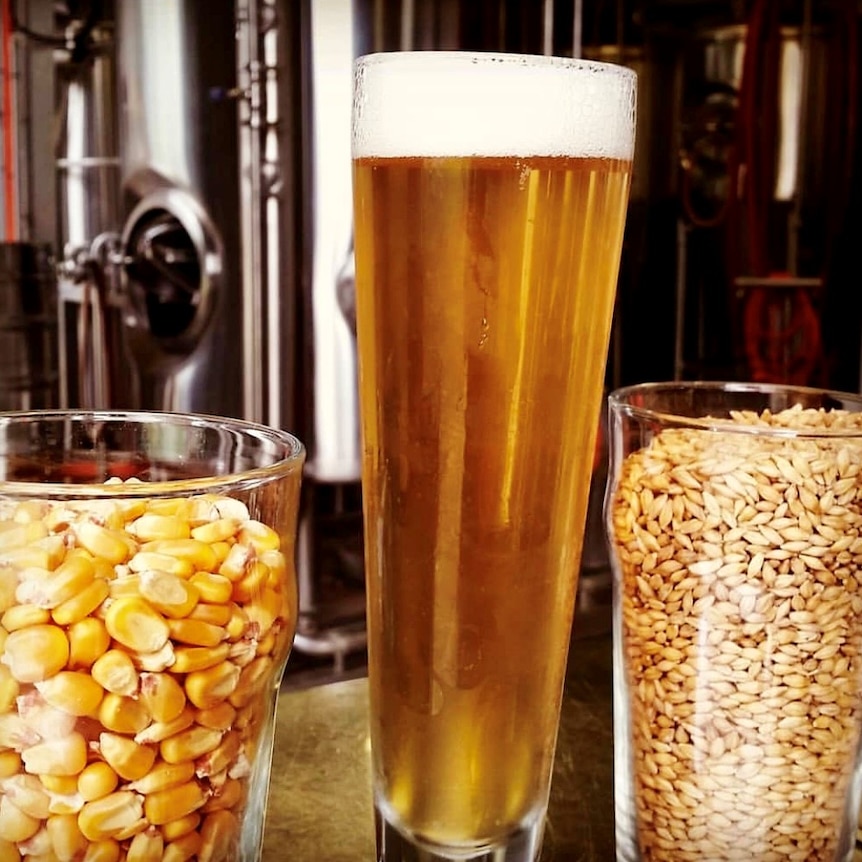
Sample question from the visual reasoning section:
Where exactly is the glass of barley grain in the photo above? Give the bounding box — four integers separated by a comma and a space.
606, 381, 862, 862
0, 410, 304, 862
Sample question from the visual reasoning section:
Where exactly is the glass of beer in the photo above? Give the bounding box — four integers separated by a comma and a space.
352, 51, 636, 861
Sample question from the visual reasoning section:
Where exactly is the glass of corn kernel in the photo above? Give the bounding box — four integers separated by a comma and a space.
606, 382, 862, 862
0, 410, 305, 862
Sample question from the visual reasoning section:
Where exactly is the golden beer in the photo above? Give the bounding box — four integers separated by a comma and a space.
352, 52, 636, 860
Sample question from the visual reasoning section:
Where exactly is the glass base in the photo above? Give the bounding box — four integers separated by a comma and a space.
375, 804, 546, 862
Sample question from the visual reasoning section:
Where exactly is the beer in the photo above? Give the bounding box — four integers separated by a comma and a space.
352, 52, 636, 858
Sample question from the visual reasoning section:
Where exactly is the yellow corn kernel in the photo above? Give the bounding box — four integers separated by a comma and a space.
2, 773, 51, 818
127, 552, 194, 579
0, 569, 14, 615
162, 828, 203, 862
209, 541, 232, 566
1, 624, 69, 683
0, 794, 41, 842
131, 640, 176, 673
35, 671, 104, 716
237, 520, 281, 553
138, 571, 199, 619
107, 573, 141, 600
67, 617, 110, 670
188, 602, 232, 627
73, 522, 130, 566
98, 693, 151, 735
160, 811, 200, 843
230, 560, 269, 603
184, 661, 241, 711
188, 572, 232, 605
193, 702, 236, 732
171, 643, 230, 675
104, 596, 170, 654
82, 838, 121, 862
39, 774, 78, 795
51, 577, 110, 627
0, 750, 22, 778
195, 730, 241, 779
126, 759, 195, 795
217, 543, 252, 583
201, 776, 242, 813
113, 816, 150, 842
190, 518, 240, 545
141, 539, 217, 573
198, 809, 239, 862
142, 498, 194, 519
134, 708, 195, 745
197, 495, 250, 523
36, 554, 97, 609
258, 548, 288, 582
143, 779, 208, 826
159, 726, 223, 765
90, 649, 139, 697
77, 791, 145, 842
78, 762, 119, 802
0, 664, 20, 713
128, 514, 190, 544
21, 731, 88, 776
0, 536, 64, 571
167, 618, 226, 648
139, 672, 186, 724
126, 825, 165, 862
98, 733, 157, 782
229, 655, 273, 709
0, 520, 49, 551
47, 812, 88, 860
1, 603, 52, 632
244, 587, 284, 638
224, 603, 249, 642
5, 500, 48, 523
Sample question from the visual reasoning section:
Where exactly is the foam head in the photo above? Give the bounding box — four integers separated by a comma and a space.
352, 51, 636, 161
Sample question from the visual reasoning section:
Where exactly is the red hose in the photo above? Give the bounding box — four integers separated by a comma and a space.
1, 0, 17, 241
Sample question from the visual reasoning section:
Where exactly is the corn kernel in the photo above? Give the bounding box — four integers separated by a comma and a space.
78, 762, 119, 802
1, 624, 69, 683
51, 577, 110, 627
127, 552, 193, 579
224, 603, 249, 641
238, 520, 281, 553
184, 661, 241, 711
35, 671, 104, 716
47, 812, 88, 860
26, 554, 96, 609
167, 618, 226, 648
98, 693, 151, 735
139, 672, 186, 724
141, 539, 217, 573
104, 597, 170, 654
193, 702, 236, 733
195, 730, 241, 779
188, 572, 232, 605
134, 708, 195, 745
0, 535, 65, 570
82, 838, 121, 862
1, 603, 52, 632
90, 649, 139, 697
0, 751, 22, 778
198, 809, 239, 862
143, 780, 208, 826
2, 773, 51, 818
171, 643, 230, 675
142, 498, 193, 519
73, 522, 130, 566
201, 776, 242, 813
0, 664, 20, 713
160, 811, 200, 843
244, 587, 284, 637
160, 726, 223, 764
67, 617, 110, 670
0, 520, 49, 552
188, 602, 232, 627
126, 759, 195, 795
209, 541, 232, 566
0, 794, 41, 842
129, 513, 191, 543
40, 774, 78, 796
230, 560, 270, 604
217, 543, 253, 584
78, 791, 145, 842
131, 640, 176, 673
21, 732, 88, 776
229, 655, 273, 709
98, 733, 157, 782
191, 518, 240, 544
200, 496, 250, 523
138, 571, 199, 619
162, 828, 203, 862
126, 825, 165, 862
107, 573, 141, 600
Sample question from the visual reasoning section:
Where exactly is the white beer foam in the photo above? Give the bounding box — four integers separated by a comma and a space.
353, 52, 636, 161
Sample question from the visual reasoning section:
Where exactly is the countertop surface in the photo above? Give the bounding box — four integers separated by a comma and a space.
264, 624, 615, 862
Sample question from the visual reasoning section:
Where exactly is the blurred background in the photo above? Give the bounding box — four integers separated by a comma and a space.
1, 0, 860, 684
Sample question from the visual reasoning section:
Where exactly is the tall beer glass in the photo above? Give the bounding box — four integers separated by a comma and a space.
352, 51, 636, 861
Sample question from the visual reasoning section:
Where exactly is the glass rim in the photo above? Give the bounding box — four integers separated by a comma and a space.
607, 380, 862, 438
354, 49, 637, 80
0, 409, 306, 499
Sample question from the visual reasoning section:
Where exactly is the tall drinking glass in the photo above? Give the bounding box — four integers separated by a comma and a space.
352, 51, 636, 861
